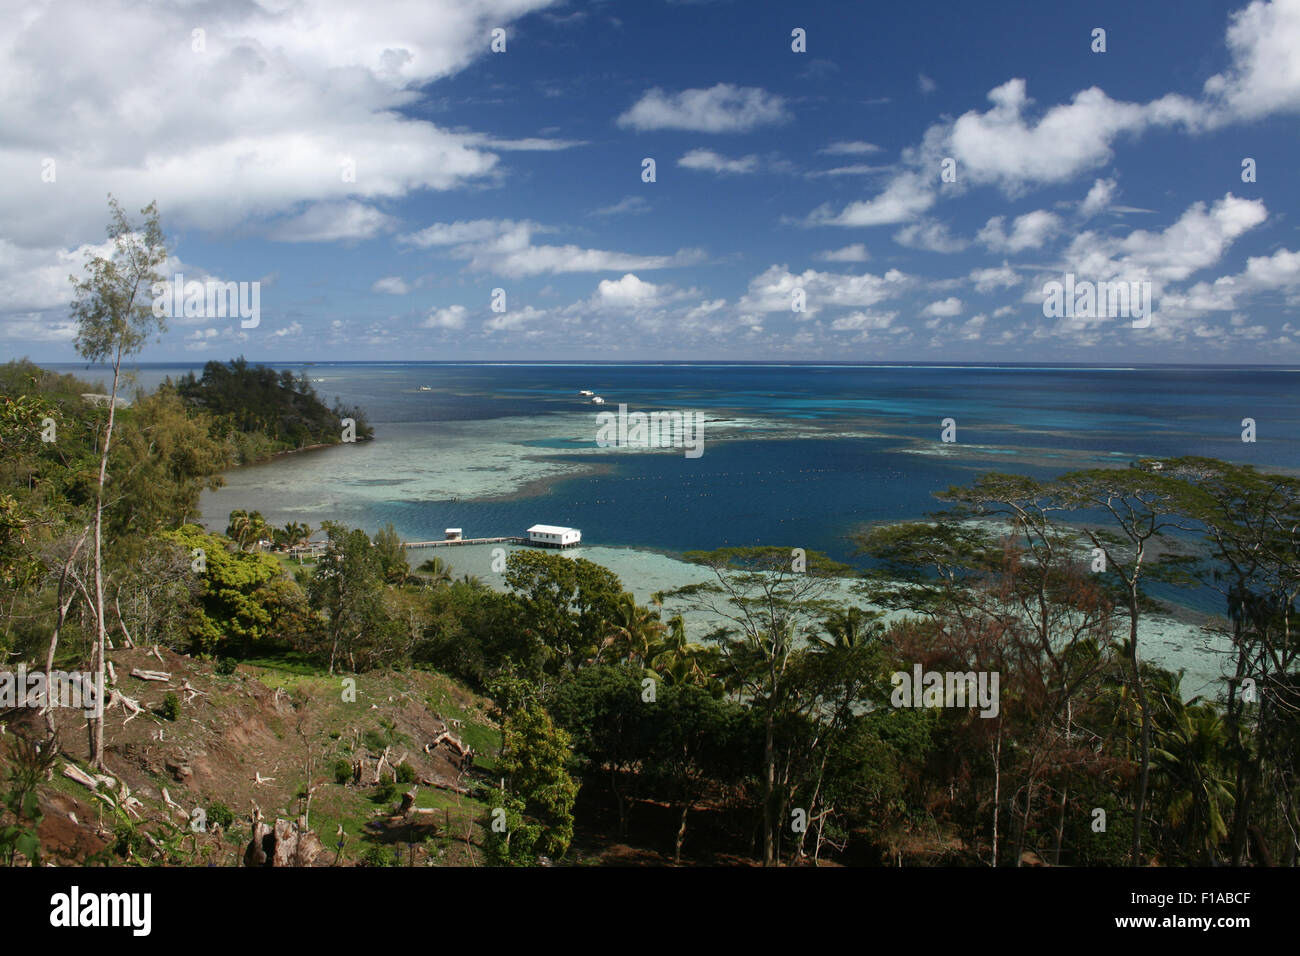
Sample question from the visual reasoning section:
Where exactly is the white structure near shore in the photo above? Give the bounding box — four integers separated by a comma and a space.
527, 524, 581, 548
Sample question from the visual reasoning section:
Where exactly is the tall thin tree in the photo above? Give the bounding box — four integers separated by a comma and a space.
69, 196, 167, 769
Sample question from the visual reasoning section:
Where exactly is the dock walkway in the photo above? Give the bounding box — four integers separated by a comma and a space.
286, 532, 558, 558
401, 536, 527, 550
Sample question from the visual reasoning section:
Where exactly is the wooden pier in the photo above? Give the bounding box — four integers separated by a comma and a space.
401, 536, 527, 550
286, 527, 577, 558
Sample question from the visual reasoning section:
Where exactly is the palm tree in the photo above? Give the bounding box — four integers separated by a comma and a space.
648, 614, 722, 693
1151, 684, 1235, 864
416, 556, 454, 588
603, 592, 666, 666
812, 606, 879, 651
275, 521, 313, 558
226, 509, 271, 551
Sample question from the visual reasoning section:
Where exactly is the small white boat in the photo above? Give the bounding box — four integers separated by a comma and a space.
591, 395, 606, 404
418, 385, 432, 391
579, 390, 594, 396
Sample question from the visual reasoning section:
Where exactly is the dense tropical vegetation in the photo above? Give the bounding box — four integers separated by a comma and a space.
173, 357, 373, 463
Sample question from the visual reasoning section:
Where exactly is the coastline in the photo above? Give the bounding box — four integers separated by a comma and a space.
187, 381, 1249, 704
240, 434, 375, 466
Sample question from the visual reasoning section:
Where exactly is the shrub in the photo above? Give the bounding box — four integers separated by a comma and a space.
160, 693, 181, 721
214, 657, 238, 676
112, 822, 146, 859
396, 761, 416, 784
333, 759, 353, 785
482, 790, 542, 867
360, 843, 392, 867
207, 801, 235, 830
373, 779, 397, 803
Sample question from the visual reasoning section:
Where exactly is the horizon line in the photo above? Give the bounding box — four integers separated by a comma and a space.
28, 358, 1300, 371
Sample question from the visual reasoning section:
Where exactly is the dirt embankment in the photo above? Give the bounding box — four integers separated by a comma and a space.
1, 647, 497, 866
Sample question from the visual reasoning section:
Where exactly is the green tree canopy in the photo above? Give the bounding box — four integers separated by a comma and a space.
158, 524, 289, 654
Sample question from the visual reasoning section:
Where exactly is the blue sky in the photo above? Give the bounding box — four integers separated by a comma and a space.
3, 0, 1299, 363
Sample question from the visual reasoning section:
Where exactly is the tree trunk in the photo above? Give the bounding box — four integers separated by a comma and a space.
1232, 766, 1258, 864
1128, 592, 1151, 866
1014, 780, 1035, 866
762, 704, 775, 866
610, 766, 627, 838
1052, 698, 1073, 866
1051, 785, 1068, 866
114, 590, 135, 647
46, 531, 88, 742
674, 802, 689, 864
991, 718, 1002, 867
812, 804, 831, 867
1225, 640, 1252, 866
89, 353, 123, 770
796, 741, 833, 862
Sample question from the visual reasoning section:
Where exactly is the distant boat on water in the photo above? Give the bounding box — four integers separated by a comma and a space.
591, 395, 606, 404
579, 389, 594, 396
418, 385, 432, 391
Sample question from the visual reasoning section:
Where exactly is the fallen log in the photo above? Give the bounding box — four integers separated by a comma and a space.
63, 764, 134, 816
63, 763, 115, 792
418, 774, 470, 796
428, 729, 471, 758
108, 689, 145, 723
161, 787, 187, 820
130, 668, 171, 683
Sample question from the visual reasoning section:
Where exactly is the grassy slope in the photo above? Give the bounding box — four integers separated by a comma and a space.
6, 648, 501, 867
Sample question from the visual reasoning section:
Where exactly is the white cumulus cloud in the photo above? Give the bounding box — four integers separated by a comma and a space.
617, 83, 790, 132
678, 149, 759, 175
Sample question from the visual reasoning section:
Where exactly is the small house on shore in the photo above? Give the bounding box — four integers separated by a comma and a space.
527, 524, 581, 548
444, 528, 463, 541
